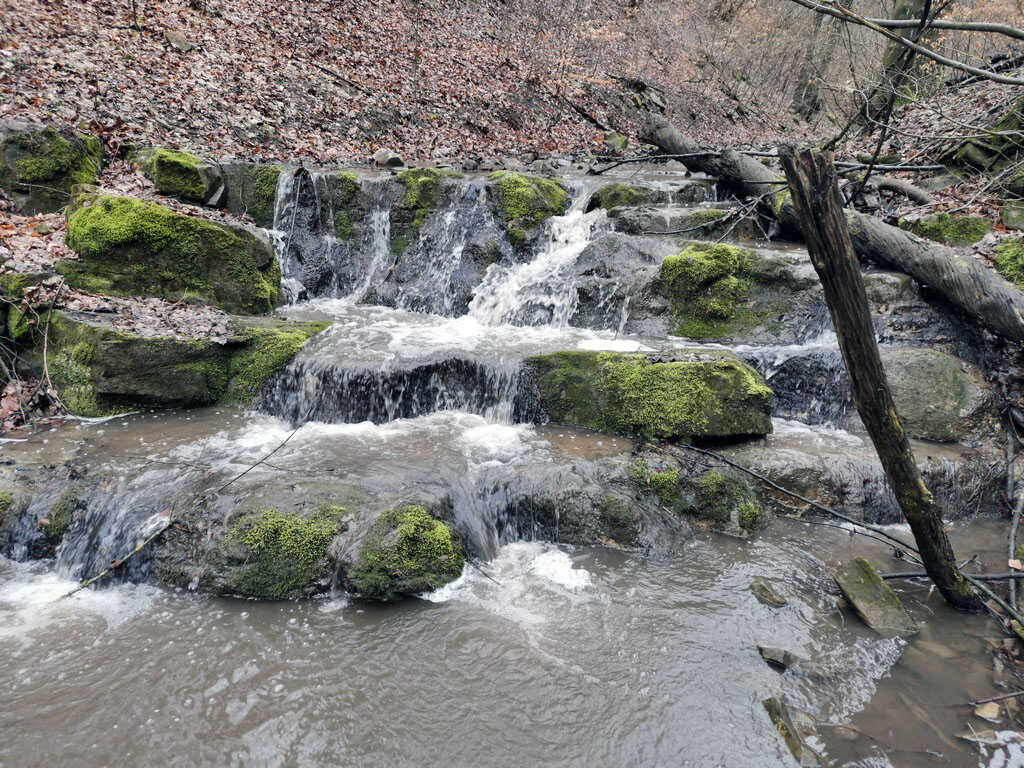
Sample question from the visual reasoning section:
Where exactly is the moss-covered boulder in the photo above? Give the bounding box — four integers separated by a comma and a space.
525, 350, 773, 440
631, 461, 768, 533
201, 507, 345, 599
588, 183, 653, 211
996, 237, 1024, 289
944, 96, 1024, 172
657, 242, 814, 341
488, 171, 568, 245
898, 212, 992, 246
221, 162, 282, 227
45, 312, 328, 417
346, 504, 465, 601
140, 148, 222, 204
62, 195, 280, 313
0, 121, 102, 214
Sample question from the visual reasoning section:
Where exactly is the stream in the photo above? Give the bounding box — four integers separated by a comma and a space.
0, 166, 1017, 766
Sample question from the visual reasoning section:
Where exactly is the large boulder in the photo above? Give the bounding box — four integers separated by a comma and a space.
642, 242, 822, 343
766, 346, 993, 443
62, 195, 281, 313
45, 311, 327, 417
0, 121, 102, 214
524, 350, 773, 439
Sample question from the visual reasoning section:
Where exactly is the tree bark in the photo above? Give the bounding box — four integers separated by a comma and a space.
641, 114, 1024, 343
778, 144, 978, 610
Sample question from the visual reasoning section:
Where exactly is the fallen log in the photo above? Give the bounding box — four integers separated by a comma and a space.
641, 114, 1024, 342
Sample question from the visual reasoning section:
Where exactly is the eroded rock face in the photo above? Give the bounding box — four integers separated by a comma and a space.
0, 120, 102, 214
525, 350, 773, 440
61, 194, 280, 314
44, 311, 327, 416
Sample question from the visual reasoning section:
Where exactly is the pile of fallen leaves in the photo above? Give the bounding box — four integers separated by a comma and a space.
0, 376, 63, 432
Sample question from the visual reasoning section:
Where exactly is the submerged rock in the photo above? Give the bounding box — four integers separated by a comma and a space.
525, 350, 773, 440
345, 504, 465, 601
138, 147, 222, 205
750, 577, 788, 607
834, 557, 918, 637
0, 120, 102, 214
61, 194, 280, 313
763, 697, 824, 766
44, 311, 327, 416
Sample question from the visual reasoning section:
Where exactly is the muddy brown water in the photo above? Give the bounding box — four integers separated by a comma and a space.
0, 452, 1017, 767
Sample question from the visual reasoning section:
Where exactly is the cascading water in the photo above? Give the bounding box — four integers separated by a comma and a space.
468, 202, 609, 327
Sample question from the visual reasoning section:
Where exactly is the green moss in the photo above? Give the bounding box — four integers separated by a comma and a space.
49, 339, 124, 416
64, 195, 279, 314
527, 350, 772, 439
10, 130, 98, 186
0, 490, 11, 527
45, 487, 86, 542
898, 212, 992, 246
331, 171, 359, 239
223, 508, 341, 599
489, 171, 568, 240
396, 168, 442, 230
738, 499, 768, 531
650, 469, 681, 507
348, 504, 465, 601
996, 237, 1024, 289
694, 470, 765, 530
659, 242, 777, 340
589, 183, 651, 211
144, 148, 207, 202
225, 321, 329, 402
250, 165, 282, 225
629, 459, 650, 485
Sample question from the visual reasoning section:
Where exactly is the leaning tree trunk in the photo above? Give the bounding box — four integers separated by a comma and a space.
641, 114, 1024, 343
779, 144, 978, 610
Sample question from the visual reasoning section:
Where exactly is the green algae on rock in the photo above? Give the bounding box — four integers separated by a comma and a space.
45, 312, 327, 417
658, 242, 799, 341
0, 122, 102, 214
44, 486, 87, 543
488, 171, 568, 243
62, 195, 280, 314
221, 162, 282, 227
389, 167, 443, 254
347, 504, 465, 601
202, 507, 344, 599
140, 148, 222, 204
897, 212, 992, 246
588, 183, 653, 211
526, 350, 772, 440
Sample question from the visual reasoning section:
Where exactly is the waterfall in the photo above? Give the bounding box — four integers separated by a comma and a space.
468, 204, 608, 327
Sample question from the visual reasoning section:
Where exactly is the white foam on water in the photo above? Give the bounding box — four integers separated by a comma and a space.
0, 558, 160, 642
458, 422, 537, 467
576, 337, 651, 352
528, 548, 592, 592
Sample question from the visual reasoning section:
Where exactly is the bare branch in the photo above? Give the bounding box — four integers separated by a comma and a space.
784, 0, 1024, 85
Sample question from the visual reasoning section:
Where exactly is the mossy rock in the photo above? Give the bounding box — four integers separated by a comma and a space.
630, 461, 768, 532
44, 486, 87, 542
525, 350, 772, 440
389, 167, 443, 254
44, 312, 327, 417
0, 121, 102, 214
943, 96, 1024, 171
588, 183, 653, 211
204, 507, 345, 599
658, 242, 799, 341
347, 504, 465, 601
898, 212, 992, 246
221, 162, 283, 228
996, 237, 1024, 289
140, 148, 222, 204
331, 171, 359, 239
62, 195, 280, 314
0, 489, 13, 528
834, 557, 918, 636
488, 171, 568, 244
